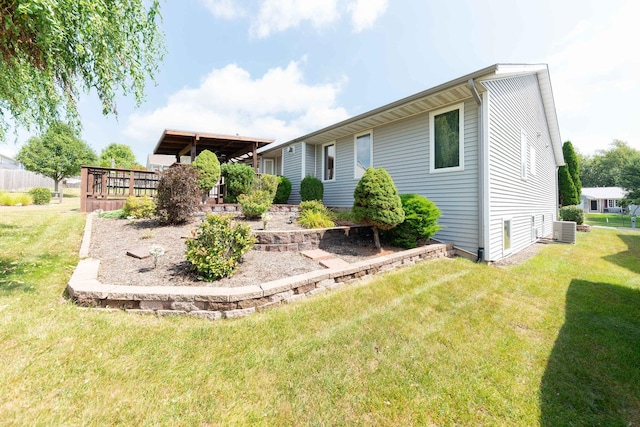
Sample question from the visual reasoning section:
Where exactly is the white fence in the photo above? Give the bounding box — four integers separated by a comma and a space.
0, 169, 54, 191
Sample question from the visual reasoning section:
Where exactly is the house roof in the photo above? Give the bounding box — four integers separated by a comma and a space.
581, 187, 627, 200
259, 63, 564, 166
153, 130, 274, 162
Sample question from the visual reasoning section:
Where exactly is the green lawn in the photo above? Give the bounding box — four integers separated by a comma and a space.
1, 198, 639, 425
586, 212, 638, 228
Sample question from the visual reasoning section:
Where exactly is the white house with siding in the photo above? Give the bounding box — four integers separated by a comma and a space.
258, 64, 564, 262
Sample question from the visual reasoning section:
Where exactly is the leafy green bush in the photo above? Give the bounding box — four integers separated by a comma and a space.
254, 174, 279, 200
156, 163, 200, 224
221, 163, 255, 203
185, 214, 256, 281
29, 188, 51, 205
559, 206, 584, 225
298, 209, 335, 229
98, 209, 126, 218
0, 192, 32, 206
237, 190, 272, 219
353, 167, 404, 249
299, 200, 328, 214
382, 194, 441, 248
192, 150, 221, 200
123, 195, 156, 218
300, 175, 323, 201
274, 176, 292, 204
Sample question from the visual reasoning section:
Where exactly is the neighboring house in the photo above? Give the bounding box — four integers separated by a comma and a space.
259, 63, 564, 262
146, 154, 176, 171
0, 153, 21, 170
581, 187, 638, 214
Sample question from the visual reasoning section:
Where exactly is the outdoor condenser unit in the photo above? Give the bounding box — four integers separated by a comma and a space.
552, 221, 576, 244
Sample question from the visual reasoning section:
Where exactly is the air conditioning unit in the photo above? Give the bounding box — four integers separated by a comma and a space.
553, 221, 576, 244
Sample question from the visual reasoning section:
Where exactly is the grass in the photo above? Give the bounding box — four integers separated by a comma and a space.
586, 212, 638, 228
1, 197, 639, 425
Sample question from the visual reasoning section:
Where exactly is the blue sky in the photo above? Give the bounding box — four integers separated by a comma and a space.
2, 0, 639, 164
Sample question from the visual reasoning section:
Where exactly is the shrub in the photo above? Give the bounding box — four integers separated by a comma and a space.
221, 163, 255, 203
299, 200, 329, 214
298, 209, 335, 229
0, 192, 32, 206
300, 175, 323, 201
185, 214, 256, 281
155, 163, 200, 224
353, 167, 404, 249
559, 206, 584, 225
123, 195, 156, 219
192, 150, 221, 200
238, 190, 272, 219
29, 188, 51, 205
382, 194, 441, 248
98, 209, 126, 218
274, 176, 292, 204
254, 174, 279, 200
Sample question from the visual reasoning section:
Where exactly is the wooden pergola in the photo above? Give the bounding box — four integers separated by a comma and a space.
153, 129, 274, 171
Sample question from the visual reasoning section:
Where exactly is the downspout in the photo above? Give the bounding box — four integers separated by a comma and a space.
468, 79, 485, 262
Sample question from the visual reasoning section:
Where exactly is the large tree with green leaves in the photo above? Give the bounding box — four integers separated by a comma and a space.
0, 0, 164, 140
580, 140, 640, 187
16, 122, 97, 197
620, 157, 640, 215
98, 143, 142, 169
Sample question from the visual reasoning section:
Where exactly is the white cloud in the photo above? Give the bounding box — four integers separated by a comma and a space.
547, 0, 640, 154
124, 59, 350, 147
200, 0, 245, 19
250, 0, 340, 38
347, 0, 388, 33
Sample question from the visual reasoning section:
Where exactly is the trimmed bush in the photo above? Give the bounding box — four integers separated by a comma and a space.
185, 214, 256, 281
353, 167, 404, 249
192, 150, 221, 200
559, 206, 584, 225
297, 200, 335, 228
155, 163, 200, 224
123, 195, 156, 219
254, 174, 279, 200
221, 163, 255, 203
29, 188, 51, 205
238, 190, 272, 219
300, 175, 323, 201
274, 176, 292, 204
382, 194, 441, 248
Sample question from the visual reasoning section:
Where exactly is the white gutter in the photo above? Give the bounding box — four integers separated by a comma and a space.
467, 79, 486, 262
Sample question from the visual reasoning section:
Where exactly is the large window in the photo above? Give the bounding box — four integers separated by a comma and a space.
323, 142, 336, 181
430, 103, 464, 173
354, 131, 372, 179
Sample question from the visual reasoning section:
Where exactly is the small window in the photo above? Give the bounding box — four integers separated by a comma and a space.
521, 130, 528, 179
503, 219, 512, 253
323, 142, 336, 181
530, 145, 536, 176
430, 103, 464, 173
354, 131, 373, 179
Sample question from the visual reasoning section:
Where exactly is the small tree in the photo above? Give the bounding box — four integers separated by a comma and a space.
558, 165, 579, 206
16, 122, 97, 201
192, 150, 221, 202
563, 141, 581, 197
352, 168, 405, 249
300, 175, 323, 201
98, 143, 142, 169
220, 163, 255, 203
155, 164, 200, 224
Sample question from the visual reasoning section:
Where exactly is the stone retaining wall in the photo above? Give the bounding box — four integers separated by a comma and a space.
68, 243, 455, 319
207, 204, 300, 214
254, 225, 373, 252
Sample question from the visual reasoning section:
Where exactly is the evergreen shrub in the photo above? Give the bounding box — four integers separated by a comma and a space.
185, 214, 256, 281
300, 175, 323, 201
238, 190, 272, 219
274, 176, 292, 204
382, 194, 441, 248
156, 163, 200, 224
192, 150, 221, 200
220, 163, 255, 203
29, 188, 51, 205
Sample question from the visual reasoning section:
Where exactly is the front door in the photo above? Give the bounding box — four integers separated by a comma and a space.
590, 200, 598, 212
263, 159, 274, 175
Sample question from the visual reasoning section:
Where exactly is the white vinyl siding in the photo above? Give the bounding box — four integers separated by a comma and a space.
354, 130, 373, 179
520, 130, 528, 179
282, 143, 303, 204
530, 145, 536, 176
484, 74, 559, 261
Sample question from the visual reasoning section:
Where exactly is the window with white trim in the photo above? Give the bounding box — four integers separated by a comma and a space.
521, 130, 528, 179
430, 102, 464, 173
322, 142, 336, 181
354, 131, 372, 179
608, 199, 619, 208
503, 218, 512, 253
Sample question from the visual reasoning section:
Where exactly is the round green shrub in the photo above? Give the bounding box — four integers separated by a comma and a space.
220, 163, 255, 203
300, 175, 323, 201
123, 195, 156, 219
185, 214, 256, 281
254, 174, 279, 200
559, 206, 584, 225
274, 176, 292, 204
382, 194, 441, 248
237, 190, 272, 219
156, 163, 200, 224
29, 187, 51, 205
352, 167, 404, 248
192, 150, 221, 197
